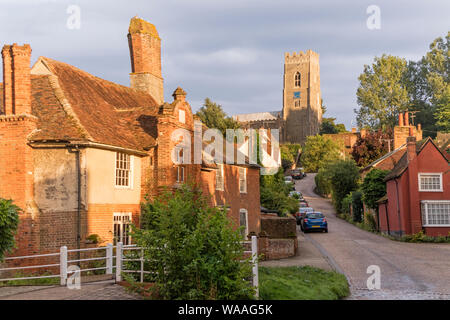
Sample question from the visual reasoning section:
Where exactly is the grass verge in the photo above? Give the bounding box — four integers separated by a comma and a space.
259, 266, 350, 300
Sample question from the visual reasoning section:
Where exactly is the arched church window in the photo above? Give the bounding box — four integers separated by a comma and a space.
295, 72, 301, 87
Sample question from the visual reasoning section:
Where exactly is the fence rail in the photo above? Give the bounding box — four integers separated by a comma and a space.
0, 236, 259, 297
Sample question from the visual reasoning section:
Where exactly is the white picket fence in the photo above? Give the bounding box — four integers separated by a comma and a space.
0, 236, 259, 296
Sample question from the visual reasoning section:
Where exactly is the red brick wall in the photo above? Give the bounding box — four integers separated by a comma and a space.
0, 116, 38, 256
200, 164, 261, 236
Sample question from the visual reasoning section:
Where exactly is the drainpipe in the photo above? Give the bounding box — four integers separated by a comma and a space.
69, 145, 82, 263
394, 178, 403, 237
385, 202, 390, 236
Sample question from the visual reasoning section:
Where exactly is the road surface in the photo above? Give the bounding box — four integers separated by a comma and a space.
296, 173, 450, 300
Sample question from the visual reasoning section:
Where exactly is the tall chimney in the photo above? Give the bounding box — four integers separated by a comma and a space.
1, 44, 32, 115
404, 112, 409, 126
406, 136, 416, 163
128, 16, 164, 105
398, 113, 404, 126
2, 45, 13, 114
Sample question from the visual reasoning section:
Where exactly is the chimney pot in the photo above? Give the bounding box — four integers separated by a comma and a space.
404, 112, 409, 126
398, 113, 404, 126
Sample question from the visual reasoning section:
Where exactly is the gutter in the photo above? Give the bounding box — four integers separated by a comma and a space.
68, 145, 82, 264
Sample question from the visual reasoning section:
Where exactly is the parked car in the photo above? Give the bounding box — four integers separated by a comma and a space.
291, 169, 303, 180
301, 212, 328, 233
296, 207, 314, 225
299, 199, 308, 207
284, 176, 293, 183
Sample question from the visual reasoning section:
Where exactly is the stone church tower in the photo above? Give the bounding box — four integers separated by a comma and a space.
282, 50, 322, 144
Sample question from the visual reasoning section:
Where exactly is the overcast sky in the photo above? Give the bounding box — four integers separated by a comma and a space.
0, 0, 449, 128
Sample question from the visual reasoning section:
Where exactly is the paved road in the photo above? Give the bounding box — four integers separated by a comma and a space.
296, 174, 450, 300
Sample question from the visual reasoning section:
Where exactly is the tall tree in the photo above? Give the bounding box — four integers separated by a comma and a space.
355, 54, 410, 130
406, 32, 449, 134
300, 135, 341, 172
196, 98, 241, 135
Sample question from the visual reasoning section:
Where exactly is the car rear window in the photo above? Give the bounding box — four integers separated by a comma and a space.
306, 213, 324, 219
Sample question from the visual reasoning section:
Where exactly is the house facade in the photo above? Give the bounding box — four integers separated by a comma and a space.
0, 17, 261, 257
378, 136, 450, 237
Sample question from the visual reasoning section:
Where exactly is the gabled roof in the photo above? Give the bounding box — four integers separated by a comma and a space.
384, 137, 449, 181
1, 57, 160, 152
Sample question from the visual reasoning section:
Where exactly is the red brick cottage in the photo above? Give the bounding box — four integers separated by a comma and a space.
0, 17, 261, 257
378, 136, 450, 237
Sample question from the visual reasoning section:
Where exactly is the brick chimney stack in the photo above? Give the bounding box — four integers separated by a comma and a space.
398, 113, 404, 126
128, 16, 164, 105
404, 112, 409, 126
1, 44, 32, 115
406, 136, 417, 163
172, 87, 186, 102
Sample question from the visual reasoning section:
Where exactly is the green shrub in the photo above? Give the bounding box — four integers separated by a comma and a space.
341, 194, 352, 215
351, 191, 364, 223
132, 184, 255, 300
0, 199, 21, 261
361, 169, 389, 210
315, 167, 332, 196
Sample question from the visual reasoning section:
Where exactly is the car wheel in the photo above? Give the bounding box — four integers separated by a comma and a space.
324, 229, 328, 233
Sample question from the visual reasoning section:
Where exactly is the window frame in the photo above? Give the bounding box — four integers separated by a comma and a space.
177, 166, 185, 183
294, 72, 301, 87
418, 173, 443, 192
113, 212, 132, 245
239, 167, 247, 194
216, 163, 224, 191
179, 109, 186, 124
421, 200, 450, 227
239, 209, 249, 239
115, 152, 134, 189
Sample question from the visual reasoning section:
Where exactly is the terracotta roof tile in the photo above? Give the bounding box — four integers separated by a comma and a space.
0, 57, 161, 151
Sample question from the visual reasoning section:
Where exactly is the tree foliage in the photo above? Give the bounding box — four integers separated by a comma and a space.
300, 135, 341, 173
260, 169, 298, 216
351, 130, 391, 168
318, 160, 360, 213
361, 169, 389, 210
0, 199, 21, 261
132, 185, 255, 300
406, 32, 450, 135
196, 98, 241, 135
355, 54, 410, 130
320, 117, 347, 135
280, 144, 301, 171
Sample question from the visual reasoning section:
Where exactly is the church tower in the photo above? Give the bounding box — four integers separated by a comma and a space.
282, 50, 322, 144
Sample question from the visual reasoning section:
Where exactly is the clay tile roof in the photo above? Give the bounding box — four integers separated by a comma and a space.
0, 57, 161, 152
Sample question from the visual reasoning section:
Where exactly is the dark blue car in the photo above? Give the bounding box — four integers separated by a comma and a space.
301, 212, 328, 233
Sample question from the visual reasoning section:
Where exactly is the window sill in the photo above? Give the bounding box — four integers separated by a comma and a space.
423, 225, 450, 228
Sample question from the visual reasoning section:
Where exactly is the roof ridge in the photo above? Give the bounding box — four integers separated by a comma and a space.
40, 57, 157, 103
46, 74, 93, 140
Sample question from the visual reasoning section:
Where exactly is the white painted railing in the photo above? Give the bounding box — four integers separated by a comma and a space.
0, 236, 259, 297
